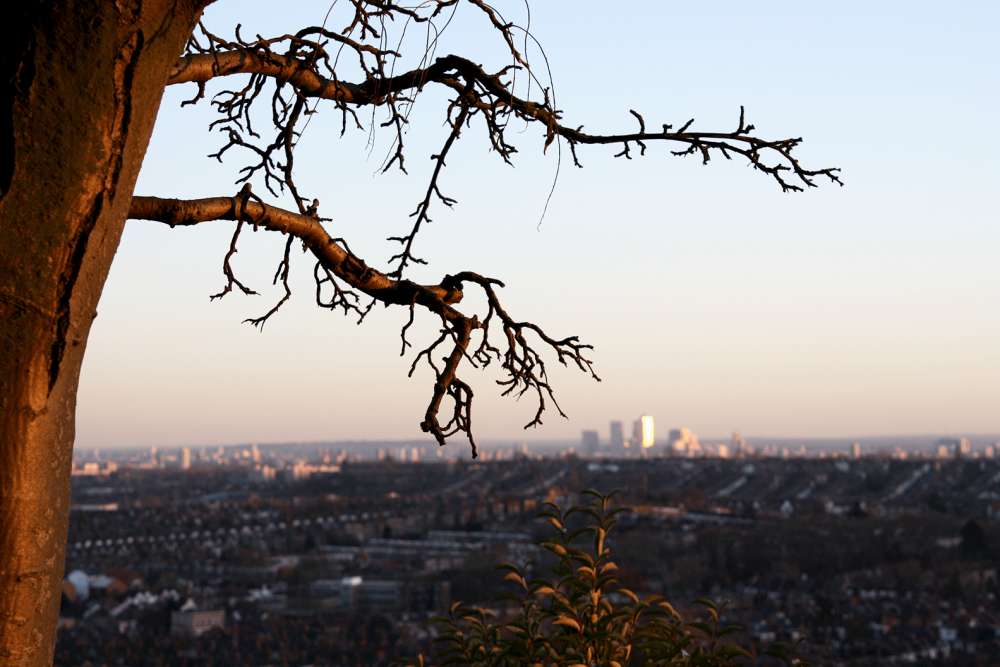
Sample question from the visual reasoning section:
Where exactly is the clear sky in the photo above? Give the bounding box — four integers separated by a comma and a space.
76, 1, 1000, 449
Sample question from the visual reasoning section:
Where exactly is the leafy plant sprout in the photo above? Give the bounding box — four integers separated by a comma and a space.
408, 490, 808, 666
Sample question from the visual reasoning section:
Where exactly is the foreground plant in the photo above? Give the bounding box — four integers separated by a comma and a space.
408, 491, 806, 666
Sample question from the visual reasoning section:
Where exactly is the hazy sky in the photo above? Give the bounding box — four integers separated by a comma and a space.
76, 1, 1000, 449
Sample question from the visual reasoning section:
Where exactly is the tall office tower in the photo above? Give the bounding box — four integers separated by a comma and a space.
251, 443, 262, 464
631, 419, 643, 449
958, 438, 973, 458
730, 432, 748, 456
181, 447, 192, 470
609, 421, 625, 450
668, 428, 683, 454
150, 446, 159, 467
581, 430, 600, 455
668, 427, 700, 456
640, 415, 655, 449
850, 441, 862, 459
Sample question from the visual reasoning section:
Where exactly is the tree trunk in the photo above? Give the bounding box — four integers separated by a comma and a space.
0, 2, 201, 663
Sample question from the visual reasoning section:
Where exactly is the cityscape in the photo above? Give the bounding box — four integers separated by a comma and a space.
577, 417, 997, 462
3, 1, 996, 665
56, 426, 1000, 665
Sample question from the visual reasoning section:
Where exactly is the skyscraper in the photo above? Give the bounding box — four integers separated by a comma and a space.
730, 432, 748, 457
668, 427, 700, 456
181, 447, 192, 470
958, 438, 973, 458
581, 430, 600, 455
609, 421, 624, 450
640, 415, 655, 449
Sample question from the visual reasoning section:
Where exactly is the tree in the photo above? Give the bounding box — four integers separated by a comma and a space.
410, 491, 806, 666
0, 1, 838, 662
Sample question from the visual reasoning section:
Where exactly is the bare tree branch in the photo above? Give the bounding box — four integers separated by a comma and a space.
170, 51, 840, 192
142, 1, 841, 456
387, 100, 468, 279
129, 192, 593, 457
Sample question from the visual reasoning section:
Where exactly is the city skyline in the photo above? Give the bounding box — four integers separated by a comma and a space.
68, 430, 1000, 470
75, 1, 999, 448
74, 429, 1000, 454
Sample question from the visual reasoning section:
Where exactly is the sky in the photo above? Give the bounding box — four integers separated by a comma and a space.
76, 1, 1000, 449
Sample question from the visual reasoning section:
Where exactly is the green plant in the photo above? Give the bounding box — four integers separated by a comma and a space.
408, 491, 805, 666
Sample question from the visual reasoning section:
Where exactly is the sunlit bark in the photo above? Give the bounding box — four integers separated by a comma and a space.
0, 2, 203, 663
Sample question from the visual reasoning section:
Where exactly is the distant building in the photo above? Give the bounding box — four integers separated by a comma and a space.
71, 461, 118, 477
291, 461, 342, 480
730, 432, 748, 456
171, 609, 225, 637
668, 429, 682, 453
850, 442, 862, 459
309, 577, 407, 613
668, 427, 700, 456
639, 416, 655, 449
581, 430, 599, 455
181, 447, 192, 470
609, 421, 625, 450
958, 438, 973, 458
936, 437, 973, 459
255, 464, 277, 481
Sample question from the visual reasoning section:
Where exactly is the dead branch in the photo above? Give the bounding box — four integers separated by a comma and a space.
169, 25, 839, 279
130, 192, 594, 456
170, 50, 841, 192
145, 1, 840, 455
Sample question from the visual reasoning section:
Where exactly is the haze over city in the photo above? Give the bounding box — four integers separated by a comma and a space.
75, 0, 999, 449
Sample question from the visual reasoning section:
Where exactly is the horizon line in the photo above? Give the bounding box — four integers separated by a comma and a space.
76, 431, 1000, 452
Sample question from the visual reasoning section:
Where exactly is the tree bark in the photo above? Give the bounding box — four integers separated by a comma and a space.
0, 2, 201, 663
